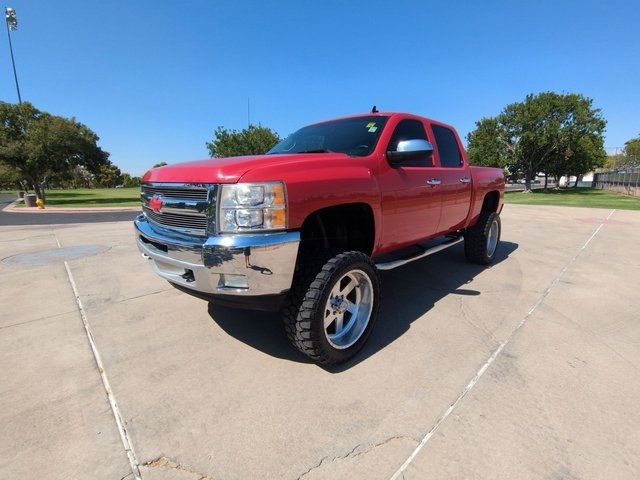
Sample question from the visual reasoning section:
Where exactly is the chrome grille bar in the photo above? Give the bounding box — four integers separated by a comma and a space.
141, 184, 208, 201
142, 207, 209, 230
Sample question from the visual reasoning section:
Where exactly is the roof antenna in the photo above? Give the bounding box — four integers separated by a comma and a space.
371, 105, 378, 113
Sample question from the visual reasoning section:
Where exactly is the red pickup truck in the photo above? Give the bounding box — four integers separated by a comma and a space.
135, 112, 504, 365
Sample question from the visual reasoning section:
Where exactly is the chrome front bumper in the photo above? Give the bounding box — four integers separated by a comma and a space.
134, 214, 300, 297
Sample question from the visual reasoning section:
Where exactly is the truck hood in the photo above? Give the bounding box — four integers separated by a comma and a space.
141, 153, 351, 184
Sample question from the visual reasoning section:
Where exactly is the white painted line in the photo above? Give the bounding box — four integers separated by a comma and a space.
388, 210, 616, 480
53, 231, 141, 480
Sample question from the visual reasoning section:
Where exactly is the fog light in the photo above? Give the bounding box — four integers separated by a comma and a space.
219, 274, 249, 289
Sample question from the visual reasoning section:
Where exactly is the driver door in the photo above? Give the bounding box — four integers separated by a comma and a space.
378, 118, 442, 251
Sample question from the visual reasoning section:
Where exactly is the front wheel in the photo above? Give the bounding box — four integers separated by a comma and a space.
464, 211, 501, 265
284, 251, 381, 365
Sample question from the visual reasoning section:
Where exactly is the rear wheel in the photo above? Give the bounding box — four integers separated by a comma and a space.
464, 211, 501, 265
283, 251, 380, 365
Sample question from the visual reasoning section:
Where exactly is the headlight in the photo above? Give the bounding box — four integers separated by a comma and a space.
219, 182, 287, 232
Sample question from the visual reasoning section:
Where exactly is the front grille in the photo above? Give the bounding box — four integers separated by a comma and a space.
141, 183, 216, 235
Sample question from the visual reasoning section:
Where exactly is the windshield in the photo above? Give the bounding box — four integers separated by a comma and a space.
268, 116, 389, 157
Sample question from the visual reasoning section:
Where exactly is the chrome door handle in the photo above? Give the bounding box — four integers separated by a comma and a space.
426, 178, 441, 186
459, 177, 471, 184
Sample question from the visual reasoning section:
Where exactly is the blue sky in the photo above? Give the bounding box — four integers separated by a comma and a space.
2, 0, 638, 175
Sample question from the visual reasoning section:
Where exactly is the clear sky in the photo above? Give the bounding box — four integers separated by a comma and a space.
2, 0, 638, 175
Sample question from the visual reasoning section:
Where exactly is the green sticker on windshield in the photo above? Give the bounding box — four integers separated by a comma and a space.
366, 122, 377, 132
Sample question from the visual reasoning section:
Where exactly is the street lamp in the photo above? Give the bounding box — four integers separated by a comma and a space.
5, 6, 21, 103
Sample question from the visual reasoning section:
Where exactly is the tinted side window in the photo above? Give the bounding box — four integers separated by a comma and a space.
432, 125, 462, 167
387, 119, 430, 167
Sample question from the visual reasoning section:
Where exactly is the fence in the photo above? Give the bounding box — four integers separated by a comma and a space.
594, 168, 640, 197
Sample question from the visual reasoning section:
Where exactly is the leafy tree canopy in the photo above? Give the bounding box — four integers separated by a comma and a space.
206, 124, 280, 158
624, 134, 640, 166
466, 92, 606, 191
466, 117, 509, 168
97, 163, 122, 188
0, 162, 21, 189
121, 173, 141, 187
0, 101, 110, 198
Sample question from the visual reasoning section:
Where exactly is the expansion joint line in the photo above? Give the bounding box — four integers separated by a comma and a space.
388, 209, 616, 480
53, 230, 141, 480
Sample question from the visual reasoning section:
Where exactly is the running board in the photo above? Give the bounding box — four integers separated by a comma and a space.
375, 236, 463, 271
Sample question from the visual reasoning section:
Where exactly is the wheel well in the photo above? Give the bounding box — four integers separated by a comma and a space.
299, 203, 375, 259
482, 191, 500, 213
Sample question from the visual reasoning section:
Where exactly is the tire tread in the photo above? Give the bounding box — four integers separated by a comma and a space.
282, 251, 380, 365
464, 211, 500, 265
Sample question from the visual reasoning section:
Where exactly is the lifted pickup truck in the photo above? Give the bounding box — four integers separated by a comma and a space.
135, 112, 504, 365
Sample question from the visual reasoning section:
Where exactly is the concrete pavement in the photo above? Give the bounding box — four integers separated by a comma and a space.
1, 204, 638, 479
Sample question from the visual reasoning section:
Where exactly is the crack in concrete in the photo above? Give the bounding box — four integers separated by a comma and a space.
457, 297, 498, 349
116, 288, 174, 304
0, 233, 55, 243
297, 436, 418, 479
142, 456, 214, 479
0, 308, 78, 330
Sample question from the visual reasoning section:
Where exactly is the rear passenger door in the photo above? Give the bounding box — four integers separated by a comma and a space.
429, 124, 472, 233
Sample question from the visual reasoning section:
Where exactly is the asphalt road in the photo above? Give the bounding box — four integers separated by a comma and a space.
1, 204, 639, 479
0, 194, 139, 226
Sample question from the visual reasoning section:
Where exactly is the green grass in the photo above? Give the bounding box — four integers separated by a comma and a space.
7, 186, 640, 210
15, 188, 140, 207
505, 188, 640, 210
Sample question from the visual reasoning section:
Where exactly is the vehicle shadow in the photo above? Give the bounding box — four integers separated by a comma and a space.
207, 241, 519, 371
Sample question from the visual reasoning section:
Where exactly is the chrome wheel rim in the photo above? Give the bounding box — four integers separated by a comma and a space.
487, 218, 499, 257
324, 269, 374, 350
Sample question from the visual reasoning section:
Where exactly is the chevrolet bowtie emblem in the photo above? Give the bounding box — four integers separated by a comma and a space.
149, 194, 164, 213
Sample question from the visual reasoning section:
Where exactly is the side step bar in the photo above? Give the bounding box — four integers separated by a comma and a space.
375, 236, 463, 271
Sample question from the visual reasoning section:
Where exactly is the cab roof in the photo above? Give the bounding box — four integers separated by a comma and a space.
311, 112, 455, 131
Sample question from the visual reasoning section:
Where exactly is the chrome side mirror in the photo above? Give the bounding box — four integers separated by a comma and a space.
387, 139, 434, 165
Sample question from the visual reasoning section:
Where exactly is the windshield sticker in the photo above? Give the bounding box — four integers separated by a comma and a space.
366, 122, 377, 133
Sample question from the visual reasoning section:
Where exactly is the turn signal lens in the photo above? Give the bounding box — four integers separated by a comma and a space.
271, 183, 286, 207
265, 208, 286, 230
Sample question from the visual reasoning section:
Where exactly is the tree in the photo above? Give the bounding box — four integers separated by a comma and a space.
121, 173, 141, 187
624, 134, 640, 166
604, 135, 640, 170
0, 101, 110, 199
152, 162, 168, 168
466, 92, 606, 192
97, 162, 122, 188
542, 94, 606, 187
0, 162, 21, 189
206, 124, 280, 158
70, 165, 93, 188
604, 153, 625, 170
467, 117, 510, 168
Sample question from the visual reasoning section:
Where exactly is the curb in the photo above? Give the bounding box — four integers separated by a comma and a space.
2, 199, 140, 213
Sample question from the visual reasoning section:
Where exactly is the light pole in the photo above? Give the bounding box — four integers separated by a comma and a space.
5, 6, 21, 103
